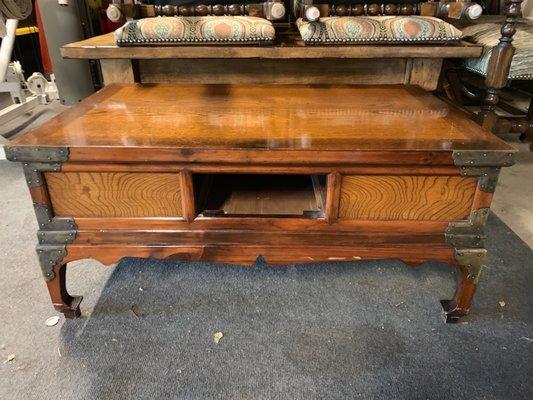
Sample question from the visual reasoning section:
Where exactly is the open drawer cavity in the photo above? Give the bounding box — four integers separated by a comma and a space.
195, 174, 326, 218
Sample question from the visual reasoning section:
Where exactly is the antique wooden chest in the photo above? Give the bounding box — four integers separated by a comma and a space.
5, 84, 515, 322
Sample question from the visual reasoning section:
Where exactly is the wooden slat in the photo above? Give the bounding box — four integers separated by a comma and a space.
339, 175, 477, 221
64, 243, 455, 266
137, 58, 407, 86
46, 172, 182, 218
61, 33, 483, 59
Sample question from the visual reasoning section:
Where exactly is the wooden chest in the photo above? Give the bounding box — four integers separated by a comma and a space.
5, 84, 515, 322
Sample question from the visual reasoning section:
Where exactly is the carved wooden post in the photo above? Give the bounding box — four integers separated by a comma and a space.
480, 0, 523, 131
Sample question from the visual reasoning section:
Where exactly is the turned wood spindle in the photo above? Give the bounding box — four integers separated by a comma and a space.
351, 4, 365, 15
195, 4, 210, 16
384, 3, 398, 15
335, 4, 349, 16
481, 0, 524, 130
212, 4, 226, 15
325, 3, 423, 17
228, 4, 244, 15
400, 3, 415, 15
367, 3, 382, 15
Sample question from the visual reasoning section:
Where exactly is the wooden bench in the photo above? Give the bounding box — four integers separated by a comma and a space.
61, 30, 482, 91
5, 83, 515, 322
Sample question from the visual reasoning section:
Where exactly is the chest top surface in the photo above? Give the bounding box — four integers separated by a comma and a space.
10, 84, 514, 159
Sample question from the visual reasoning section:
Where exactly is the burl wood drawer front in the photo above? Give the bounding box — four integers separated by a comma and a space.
45, 172, 182, 217
339, 175, 477, 221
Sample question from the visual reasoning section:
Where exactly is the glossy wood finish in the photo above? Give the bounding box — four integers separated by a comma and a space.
339, 175, 477, 221
6, 84, 516, 322
12, 84, 514, 160
61, 32, 483, 60
45, 172, 182, 217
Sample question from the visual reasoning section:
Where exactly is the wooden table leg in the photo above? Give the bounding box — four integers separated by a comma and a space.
45, 262, 83, 319
441, 248, 485, 323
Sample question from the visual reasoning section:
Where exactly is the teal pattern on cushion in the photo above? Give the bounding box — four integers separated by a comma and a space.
462, 17, 533, 80
296, 16, 462, 44
115, 16, 275, 45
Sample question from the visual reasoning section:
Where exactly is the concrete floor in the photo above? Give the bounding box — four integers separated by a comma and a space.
0, 100, 531, 399
491, 142, 533, 248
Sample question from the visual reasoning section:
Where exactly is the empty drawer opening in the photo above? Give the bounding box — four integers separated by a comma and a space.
195, 174, 326, 217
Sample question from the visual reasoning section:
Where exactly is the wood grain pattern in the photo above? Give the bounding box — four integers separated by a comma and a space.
407, 58, 443, 91
60, 32, 483, 59
45, 172, 182, 217
325, 171, 341, 224
12, 85, 514, 159
64, 243, 455, 267
339, 175, 477, 221
137, 58, 408, 86
100, 59, 135, 85
179, 170, 196, 222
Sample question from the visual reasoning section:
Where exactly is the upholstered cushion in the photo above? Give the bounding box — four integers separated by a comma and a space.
115, 16, 275, 45
462, 17, 533, 80
296, 16, 462, 44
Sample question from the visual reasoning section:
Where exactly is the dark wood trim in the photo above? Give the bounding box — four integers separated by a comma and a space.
180, 169, 197, 223
61, 32, 483, 60
66, 148, 457, 165
73, 216, 451, 232
60, 162, 463, 175
63, 243, 455, 266
131, 59, 141, 83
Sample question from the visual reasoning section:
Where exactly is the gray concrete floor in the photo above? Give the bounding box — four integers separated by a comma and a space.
0, 98, 531, 399
492, 142, 533, 248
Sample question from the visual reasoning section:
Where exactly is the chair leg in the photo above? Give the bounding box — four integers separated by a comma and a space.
480, 87, 500, 133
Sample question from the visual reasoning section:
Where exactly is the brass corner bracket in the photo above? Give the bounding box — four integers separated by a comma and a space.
454, 248, 486, 284
4, 146, 69, 163
445, 208, 489, 248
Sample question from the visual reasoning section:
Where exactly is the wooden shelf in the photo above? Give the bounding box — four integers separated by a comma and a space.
198, 174, 324, 217
61, 30, 483, 60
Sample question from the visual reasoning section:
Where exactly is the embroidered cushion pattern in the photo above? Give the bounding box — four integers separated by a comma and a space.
115, 16, 275, 45
296, 16, 462, 44
462, 17, 533, 80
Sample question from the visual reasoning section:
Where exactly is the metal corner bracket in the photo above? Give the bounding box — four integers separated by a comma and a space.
4, 146, 69, 163
454, 248, 486, 284
453, 149, 516, 193
445, 208, 489, 248
23, 162, 62, 188
36, 245, 67, 282
452, 150, 515, 168
34, 203, 77, 244
34, 204, 76, 281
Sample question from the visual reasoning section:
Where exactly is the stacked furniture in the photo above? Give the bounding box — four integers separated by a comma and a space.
443, 0, 532, 148
5, 0, 518, 322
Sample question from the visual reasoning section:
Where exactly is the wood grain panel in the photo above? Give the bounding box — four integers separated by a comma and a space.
46, 172, 182, 217
339, 175, 476, 221
12, 84, 514, 155
407, 58, 443, 91
100, 59, 134, 85
137, 58, 407, 85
